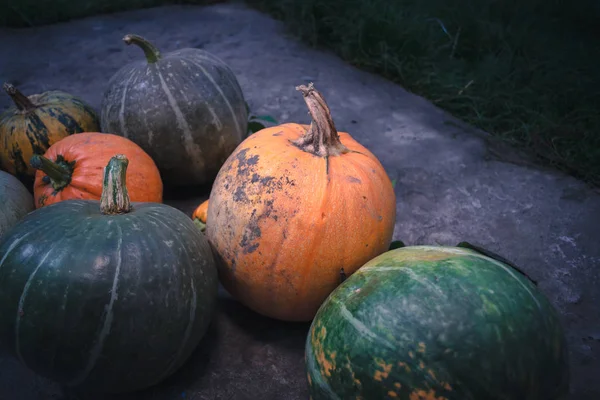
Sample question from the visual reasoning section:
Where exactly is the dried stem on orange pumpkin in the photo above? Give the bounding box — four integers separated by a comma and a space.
100, 154, 132, 215
30, 154, 73, 191
3, 83, 36, 112
293, 83, 350, 157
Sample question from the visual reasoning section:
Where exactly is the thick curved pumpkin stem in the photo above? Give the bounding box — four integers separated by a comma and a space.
293, 83, 350, 157
100, 154, 132, 215
123, 34, 162, 64
3, 83, 36, 112
30, 154, 73, 191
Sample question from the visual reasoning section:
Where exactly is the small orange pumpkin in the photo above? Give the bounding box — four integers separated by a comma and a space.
31, 132, 163, 208
192, 199, 209, 232
206, 83, 396, 321
192, 200, 209, 223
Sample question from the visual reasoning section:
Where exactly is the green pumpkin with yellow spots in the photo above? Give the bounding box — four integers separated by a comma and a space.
0, 83, 100, 184
305, 245, 569, 400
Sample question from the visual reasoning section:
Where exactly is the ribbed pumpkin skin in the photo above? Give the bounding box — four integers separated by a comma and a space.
206, 123, 396, 322
0, 170, 34, 239
0, 200, 219, 393
0, 89, 100, 182
100, 47, 248, 186
306, 246, 570, 400
33, 132, 163, 208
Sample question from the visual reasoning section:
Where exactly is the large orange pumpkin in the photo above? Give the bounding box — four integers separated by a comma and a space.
206, 83, 396, 321
31, 132, 163, 208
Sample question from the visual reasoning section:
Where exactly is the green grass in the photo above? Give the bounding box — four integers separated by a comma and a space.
245, 0, 600, 186
4, 0, 600, 186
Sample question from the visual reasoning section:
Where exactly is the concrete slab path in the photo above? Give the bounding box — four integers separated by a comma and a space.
0, 3, 598, 399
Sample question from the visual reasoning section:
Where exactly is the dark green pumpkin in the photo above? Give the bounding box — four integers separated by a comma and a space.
0, 155, 218, 393
100, 34, 249, 186
0, 170, 34, 239
0, 82, 100, 184
306, 246, 569, 400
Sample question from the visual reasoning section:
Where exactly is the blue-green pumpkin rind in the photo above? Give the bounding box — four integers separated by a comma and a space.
0, 199, 218, 393
306, 246, 570, 400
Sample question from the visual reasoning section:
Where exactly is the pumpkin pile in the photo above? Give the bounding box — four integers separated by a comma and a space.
0, 155, 217, 393
30, 132, 163, 208
0, 30, 569, 400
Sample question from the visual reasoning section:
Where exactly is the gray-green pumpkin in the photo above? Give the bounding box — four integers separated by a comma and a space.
0, 170, 34, 239
0, 154, 219, 393
100, 34, 248, 187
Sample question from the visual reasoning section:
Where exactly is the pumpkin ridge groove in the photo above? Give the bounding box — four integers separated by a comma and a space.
180, 62, 223, 131
156, 215, 197, 381
296, 164, 333, 308
467, 253, 542, 312
168, 50, 245, 105
8, 144, 28, 179
48, 214, 97, 374
177, 59, 224, 131
0, 230, 35, 269
155, 65, 205, 173
15, 219, 84, 368
118, 70, 137, 139
51, 282, 71, 371
51, 215, 101, 371
185, 59, 244, 139
348, 149, 368, 157
24, 113, 50, 153
43, 107, 84, 135
335, 296, 396, 349
69, 223, 123, 386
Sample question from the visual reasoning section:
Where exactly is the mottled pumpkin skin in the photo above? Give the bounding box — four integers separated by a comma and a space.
0, 199, 219, 393
306, 246, 570, 400
100, 48, 248, 186
206, 123, 396, 321
33, 132, 163, 208
0, 170, 34, 239
0, 90, 100, 182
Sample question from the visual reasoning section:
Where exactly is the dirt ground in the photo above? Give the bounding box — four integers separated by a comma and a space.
0, 3, 598, 399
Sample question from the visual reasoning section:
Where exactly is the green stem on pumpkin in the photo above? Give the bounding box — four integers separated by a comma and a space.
30, 154, 73, 191
3, 82, 36, 112
100, 154, 132, 215
292, 82, 350, 157
122, 34, 162, 64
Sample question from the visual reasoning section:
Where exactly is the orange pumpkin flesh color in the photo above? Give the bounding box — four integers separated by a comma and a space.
192, 200, 210, 223
206, 83, 396, 322
192, 199, 209, 232
31, 132, 163, 208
